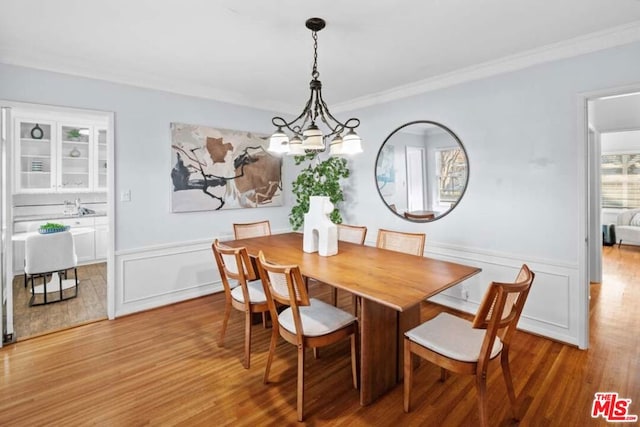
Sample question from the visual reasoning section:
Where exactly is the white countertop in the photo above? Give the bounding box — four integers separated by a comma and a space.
14, 212, 107, 222
12, 227, 95, 241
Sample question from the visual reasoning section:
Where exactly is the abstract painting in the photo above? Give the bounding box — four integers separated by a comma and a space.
170, 123, 283, 212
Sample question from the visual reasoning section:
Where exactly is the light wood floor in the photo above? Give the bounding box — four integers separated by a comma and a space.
0, 248, 638, 426
11, 263, 107, 340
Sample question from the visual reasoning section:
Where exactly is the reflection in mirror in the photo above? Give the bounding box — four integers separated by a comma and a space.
375, 121, 469, 222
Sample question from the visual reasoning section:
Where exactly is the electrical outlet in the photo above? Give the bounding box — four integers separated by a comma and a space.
121, 189, 131, 202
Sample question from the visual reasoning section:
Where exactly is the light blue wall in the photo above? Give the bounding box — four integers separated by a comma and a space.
343, 41, 640, 265
3, 40, 639, 261
0, 64, 294, 251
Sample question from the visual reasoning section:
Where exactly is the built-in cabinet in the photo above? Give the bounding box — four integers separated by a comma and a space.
14, 117, 107, 193
13, 216, 107, 273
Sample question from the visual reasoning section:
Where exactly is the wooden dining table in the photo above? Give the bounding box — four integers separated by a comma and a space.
224, 232, 481, 405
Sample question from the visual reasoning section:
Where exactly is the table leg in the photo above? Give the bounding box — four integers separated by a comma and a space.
359, 298, 397, 405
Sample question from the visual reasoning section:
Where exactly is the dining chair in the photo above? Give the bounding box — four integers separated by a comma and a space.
376, 228, 426, 257
257, 251, 359, 422
403, 264, 535, 427
24, 231, 79, 306
212, 239, 270, 369
233, 220, 271, 240
337, 223, 367, 245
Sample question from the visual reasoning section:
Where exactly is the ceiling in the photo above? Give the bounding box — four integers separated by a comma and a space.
2, 1, 640, 113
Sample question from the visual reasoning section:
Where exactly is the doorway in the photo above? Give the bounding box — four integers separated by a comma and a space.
0, 100, 114, 343
585, 88, 640, 348
406, 146, 426, 212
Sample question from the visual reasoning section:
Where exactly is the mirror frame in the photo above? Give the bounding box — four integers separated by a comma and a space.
374, 120, 470, 222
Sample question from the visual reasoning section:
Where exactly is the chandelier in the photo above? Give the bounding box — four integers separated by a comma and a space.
267, 17, 362, 156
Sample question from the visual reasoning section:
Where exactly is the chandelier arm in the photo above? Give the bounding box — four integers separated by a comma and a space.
271, 94, 315, 136
316, 108, 343, 137
316, 91, 361, 131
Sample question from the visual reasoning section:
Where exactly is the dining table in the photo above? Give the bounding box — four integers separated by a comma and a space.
224, 232, 481, 405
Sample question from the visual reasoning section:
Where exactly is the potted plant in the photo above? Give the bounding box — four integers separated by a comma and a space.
289, 153, 350, 230
66, 128, 82, 140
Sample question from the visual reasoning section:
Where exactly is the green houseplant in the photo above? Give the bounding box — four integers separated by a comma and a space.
66, 128, 82, 140
290, 154, 350, 230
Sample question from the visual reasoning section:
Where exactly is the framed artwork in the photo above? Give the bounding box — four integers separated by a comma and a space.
170, 123, 283, 212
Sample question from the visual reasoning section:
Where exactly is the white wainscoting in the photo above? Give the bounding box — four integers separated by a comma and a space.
115, 238, 224, 317
115, 232, 581, 346
420, 241, 580, 346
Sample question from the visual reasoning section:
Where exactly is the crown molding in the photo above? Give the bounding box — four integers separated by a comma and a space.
0, 49, 294, 114
2, 20, 640, 115
332, 20, 640, 113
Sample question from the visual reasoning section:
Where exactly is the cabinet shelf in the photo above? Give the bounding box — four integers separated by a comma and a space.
21, 154, 50, 158
15, 118, 107, 193
21, 138, 51, 143
62, 140, 89, 144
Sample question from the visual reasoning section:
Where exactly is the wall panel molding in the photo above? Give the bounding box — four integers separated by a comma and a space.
115, 233, 580, 345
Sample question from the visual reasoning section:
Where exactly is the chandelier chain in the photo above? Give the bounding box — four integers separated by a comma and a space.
312, 31, 319, 80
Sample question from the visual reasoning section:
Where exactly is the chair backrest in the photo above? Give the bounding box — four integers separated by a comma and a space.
337, 224, 367, 245
257, 251, 310, 319
376, 229, 426, 256
233, 220, 271, 240
403, 211, 435, 221
212, 239, 256, 299
25, 231, 77, 274
472, 264, 535, 368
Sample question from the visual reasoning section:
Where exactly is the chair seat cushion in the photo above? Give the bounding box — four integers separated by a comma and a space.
230, 280, 267, 304
278, 298, 356, 337
405, 312, 503, 362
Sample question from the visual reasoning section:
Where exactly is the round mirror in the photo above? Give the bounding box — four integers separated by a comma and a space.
375, 121, 469, 222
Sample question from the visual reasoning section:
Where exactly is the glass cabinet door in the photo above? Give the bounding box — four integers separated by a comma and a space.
59, 124, 91, 191
15, 120, 55, 192
95, 128, 107, 191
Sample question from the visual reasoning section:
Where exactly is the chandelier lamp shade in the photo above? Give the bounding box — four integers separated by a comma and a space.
268, 17, 363, 156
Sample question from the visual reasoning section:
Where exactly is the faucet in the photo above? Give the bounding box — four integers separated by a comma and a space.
64, 200, 74, 215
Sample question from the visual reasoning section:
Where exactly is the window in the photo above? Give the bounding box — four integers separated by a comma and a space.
601, 153, 640, 208
435, 148, 467, 206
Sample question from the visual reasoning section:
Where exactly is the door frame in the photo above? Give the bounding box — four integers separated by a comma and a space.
0, 100, 116, 339
578, 83, 640, 350
1, 106, 14, 346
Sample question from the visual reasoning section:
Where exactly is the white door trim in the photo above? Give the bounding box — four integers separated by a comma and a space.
577, 82, 640, 350
0, 100, 115, 328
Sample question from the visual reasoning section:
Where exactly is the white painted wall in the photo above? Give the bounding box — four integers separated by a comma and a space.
1, 39, 640, 345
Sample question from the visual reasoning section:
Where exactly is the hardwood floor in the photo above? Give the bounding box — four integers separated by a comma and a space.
11, 263, 107, 340
0, 248, 638, 425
